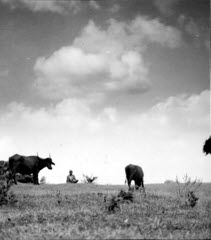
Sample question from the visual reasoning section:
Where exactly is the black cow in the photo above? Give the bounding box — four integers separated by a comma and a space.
9, 154, 55, 185
0, 160, 9, 175
125, 164, 144, 191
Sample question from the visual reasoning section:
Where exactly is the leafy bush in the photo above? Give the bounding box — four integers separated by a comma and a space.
40, 176, 46, 184
0, 173, 17, 205
203, 136, 211, 155
104, 190, 134, 213
83, 174, 97, 183
175, 174, 201, 207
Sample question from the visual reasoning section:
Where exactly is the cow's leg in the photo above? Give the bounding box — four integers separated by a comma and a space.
33, 172, 39, 185
36, 172, 39, 185
141, 177, 146, 195
33, 173, 36, 184
128, 179, 132, 190
141, 177, 144, 188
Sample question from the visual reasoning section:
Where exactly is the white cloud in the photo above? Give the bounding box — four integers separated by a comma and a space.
89, 0, 100, 10
0, 90, 210, 184
34, 47, 106, 78
139, 90, 210, 134
74, 17, 182, 53
204, 39, 210, 51
178, 15, 200, 37
0, 136, 17, 159
178, 15, 209, 49
34, 46, 149, 100
130, 16, 182, 48
34, 17, 182, 101
109, 3, 120, 13
0, 69, 9, 77
154, 0, 179, 16
1, 0, 80, 14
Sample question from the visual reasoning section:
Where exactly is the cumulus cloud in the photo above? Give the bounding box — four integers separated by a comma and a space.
74, 17, 182, 53
0, 69, 9, 77
0, 90, 210, 183
178, 15, 209, 49
34, 46, 149, 100
154, 0, 179, 16
109, 3, 120, 13
34, 17, 182, 101
1, 0, 103, 14
138, 90, 210, 134
130, 16, 182, 48
89, 0, 100, 10
1, 0, 80, 14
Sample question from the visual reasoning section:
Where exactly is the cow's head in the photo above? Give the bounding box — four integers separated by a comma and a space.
44, 158, 55, 170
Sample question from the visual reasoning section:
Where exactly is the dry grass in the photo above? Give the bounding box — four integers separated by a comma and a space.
0, 183, 210, 239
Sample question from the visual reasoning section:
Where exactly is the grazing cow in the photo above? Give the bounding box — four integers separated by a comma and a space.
125, 164, 144, 191
9, 154, 55, 185
0, 161, 9, 175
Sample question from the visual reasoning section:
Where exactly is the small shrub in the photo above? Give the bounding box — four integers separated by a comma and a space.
83, 174, 97, 183
117, 190, 133, 202
0, 174, 17, 205
176, 174, 201, 207
40, 176, 46, 184
105, 190, 134, 213
186, 191, 199, 207
105, 195, 120, 213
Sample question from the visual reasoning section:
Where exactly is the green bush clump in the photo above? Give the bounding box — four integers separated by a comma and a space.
0, 174, 17, 205
176, 174, 201, 208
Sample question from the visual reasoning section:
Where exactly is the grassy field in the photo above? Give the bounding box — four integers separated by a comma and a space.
0, 182, 210, 239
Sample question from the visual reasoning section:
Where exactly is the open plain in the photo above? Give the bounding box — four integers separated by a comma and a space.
0, 182, 210, 239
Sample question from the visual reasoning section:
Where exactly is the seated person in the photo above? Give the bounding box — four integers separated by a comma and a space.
66, 170, 78, 183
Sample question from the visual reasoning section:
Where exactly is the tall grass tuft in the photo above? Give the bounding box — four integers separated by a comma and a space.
105, 190, 134, 213
176, 174, 201, 207
0, 173, 17, 205
83, 174, 98, 183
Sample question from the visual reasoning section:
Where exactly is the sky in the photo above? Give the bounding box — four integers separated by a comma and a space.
0, 0, 210, 185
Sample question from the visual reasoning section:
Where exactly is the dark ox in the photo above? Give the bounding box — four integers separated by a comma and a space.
0, 160, 9, 175
125, 164, 144, 191
9, 154, 55, 185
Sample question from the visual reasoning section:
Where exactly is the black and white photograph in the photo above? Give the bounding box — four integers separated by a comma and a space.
0, 0, 210, 239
